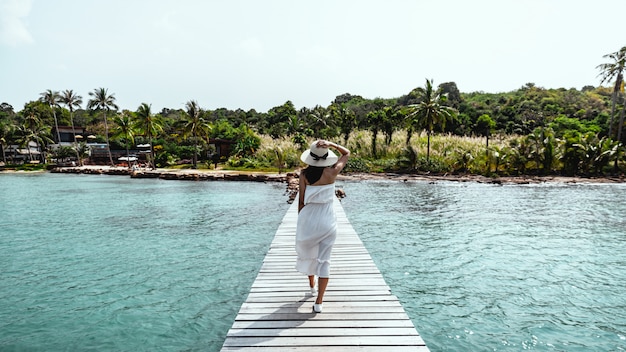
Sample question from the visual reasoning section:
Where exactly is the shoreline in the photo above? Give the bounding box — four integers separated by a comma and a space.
4, 165, 624, 185
338, 172, 626, 184
5, 165, 624, 204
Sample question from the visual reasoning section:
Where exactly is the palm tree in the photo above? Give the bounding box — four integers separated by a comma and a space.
134, 103, 163, 169
60, 90, 83, 165
308, 105, 330, 137
0, 121, 13, 164
18, 111, 52, 163
366, 109, 385, 158
381, 106, 398, 146
112, 111, 135, 169
526, 127, 557, 175
406, 79, 457, 162
597, 46, 626, 139
181, 100, 209, 168
574, 133, 620, 175
475, 114, 496, 168
15, 125, 35, 162
329, 103, 356, 145
87, 88, 118, 166
39, 89, 61, 144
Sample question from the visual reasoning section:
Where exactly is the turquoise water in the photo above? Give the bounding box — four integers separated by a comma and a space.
0, 173, 289, 351
339, 180, 626, 351
1, 174, 626, 351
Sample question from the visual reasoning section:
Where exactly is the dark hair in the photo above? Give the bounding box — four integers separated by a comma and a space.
303, 166, 325, 185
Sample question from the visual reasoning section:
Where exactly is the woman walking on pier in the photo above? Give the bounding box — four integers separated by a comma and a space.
295, 140, 350, 313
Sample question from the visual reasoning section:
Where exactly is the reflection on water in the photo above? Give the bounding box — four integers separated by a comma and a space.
340, 180, 626, 352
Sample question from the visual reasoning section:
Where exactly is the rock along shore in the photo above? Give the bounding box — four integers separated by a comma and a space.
48, 166, 624, 203
49, 166, 625, 185
50, 166, 290, 182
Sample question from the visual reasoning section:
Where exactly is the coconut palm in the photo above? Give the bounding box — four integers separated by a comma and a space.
17, 110, 52, 163
574, 133, 620, 175
134, 103, 163, 169
112, 111, 136, 169
22, 105, 45, 147
475, 114, 496, 168
366, 109, 385, 158
0, 121, 13, 164
329, 103, 356, 145
60, 90, 83, 164
87, 88, 118, 166
597, 46, 626, 139
181, 100, 209, 168
307, 105, 330, 137
39, 89, 61, 144
406, 79, 457, 162
526, 127, 557, 175
381, 106, 398, 146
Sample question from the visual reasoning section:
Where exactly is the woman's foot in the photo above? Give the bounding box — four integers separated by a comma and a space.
313, 303, 323, 313
310, 286, 317, 295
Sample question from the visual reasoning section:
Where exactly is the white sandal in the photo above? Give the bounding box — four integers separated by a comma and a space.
313, 303, 323, 313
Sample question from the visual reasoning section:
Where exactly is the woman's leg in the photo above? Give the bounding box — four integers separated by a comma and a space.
316, 277, 329, 304
308, 275, 315, 288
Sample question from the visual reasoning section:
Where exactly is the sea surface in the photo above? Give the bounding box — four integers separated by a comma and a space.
340, 179, 626, 352
1, 173, 625, 351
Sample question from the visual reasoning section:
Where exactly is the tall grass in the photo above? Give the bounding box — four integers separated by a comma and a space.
249, 130, 514, 174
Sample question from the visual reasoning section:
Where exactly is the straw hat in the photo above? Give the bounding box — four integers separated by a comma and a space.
300, 140, 338, 167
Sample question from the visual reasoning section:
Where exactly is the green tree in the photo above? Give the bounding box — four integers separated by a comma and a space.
39, 90, 62, 144
307, 105, 330, 137
285, 114, 306, 149
406, 79, 457, 161
574, 133, 620, 175
17, 110, 52, 163
329, 103, 356, 144
232, 124, 261, 157
181, 100, 210, 168
134, 103, 164, 169
87, 88, 118, 166
112, 111, 136, 169
0, 120, 13, 164
266, 101, 296, 138
475, 114, 496, 168
560, 131, 584, 176
381, 106, 398, 146
52, 145, 75, 163
597, 46, 626, 139
60, 89, 83, 164
366, 109, 385, 158
526, 127, 557, 175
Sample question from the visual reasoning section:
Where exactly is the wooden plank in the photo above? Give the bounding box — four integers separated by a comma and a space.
220, 200, 430, 351
227, 327, 420, 337
222, 336, 426, 347
234, 313, 413, 321
222, 347, 430, 352
231, 319, 417, 329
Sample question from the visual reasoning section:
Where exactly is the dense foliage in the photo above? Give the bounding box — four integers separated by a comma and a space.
2, 46, 625, 177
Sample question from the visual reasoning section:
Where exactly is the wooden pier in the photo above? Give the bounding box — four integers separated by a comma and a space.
221, 199, 430, 351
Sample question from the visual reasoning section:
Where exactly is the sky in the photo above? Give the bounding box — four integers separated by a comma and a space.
1, 0, 625, 113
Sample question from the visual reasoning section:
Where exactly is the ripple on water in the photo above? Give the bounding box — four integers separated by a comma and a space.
341, 180, 626, 352
0, 174, 289, 351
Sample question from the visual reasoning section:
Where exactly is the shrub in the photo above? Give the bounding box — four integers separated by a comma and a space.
344, 157, 370, 173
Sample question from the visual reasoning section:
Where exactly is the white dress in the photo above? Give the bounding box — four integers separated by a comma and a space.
295, 183, 337, 278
